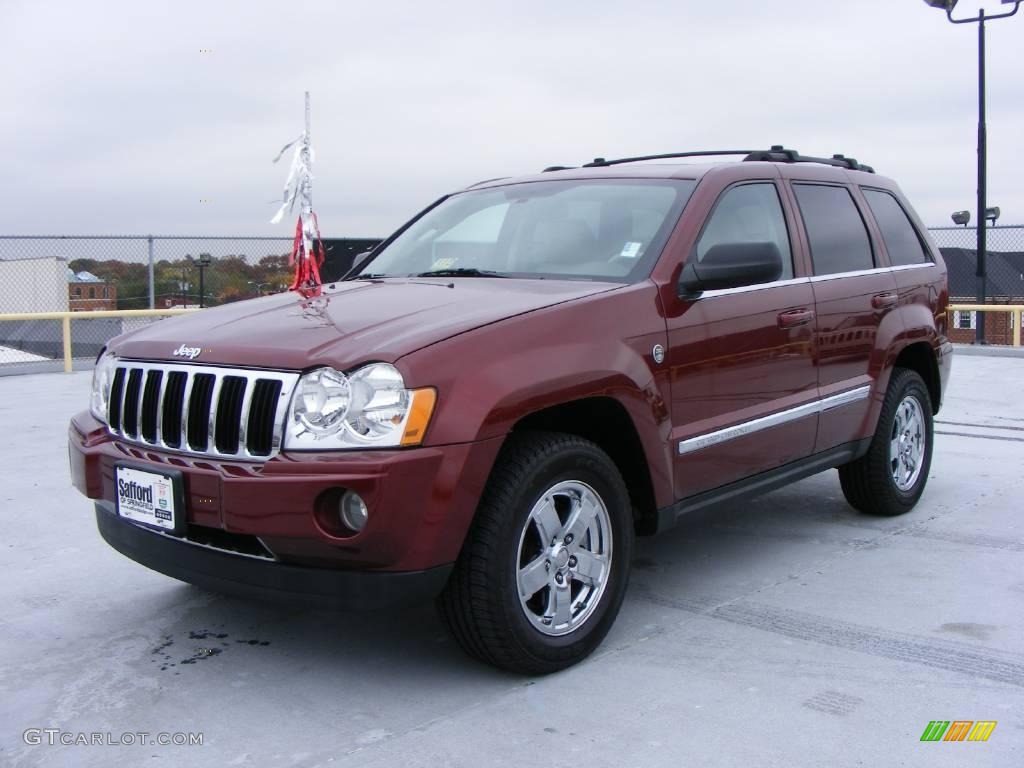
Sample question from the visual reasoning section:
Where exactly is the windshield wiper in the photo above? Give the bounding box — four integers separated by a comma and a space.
342, 272, 391, 281
413, 268, 507, 278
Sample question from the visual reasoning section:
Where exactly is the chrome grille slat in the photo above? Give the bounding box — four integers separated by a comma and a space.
104, 361, 299, 461
122, 369, 143, 437
236, 376, 257, 449
135, 370, 146, 440
108, 367, 126, 430
154, 369, 169, 441
140, 369, 163, 443
204, 374, 225, 452
118, 369, 131, 433
179, 371, 196, 450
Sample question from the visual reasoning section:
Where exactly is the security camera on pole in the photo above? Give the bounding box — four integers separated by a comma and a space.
271, 91, 326, 295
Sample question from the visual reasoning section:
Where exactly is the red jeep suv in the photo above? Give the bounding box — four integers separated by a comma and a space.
69, 147, 952, 674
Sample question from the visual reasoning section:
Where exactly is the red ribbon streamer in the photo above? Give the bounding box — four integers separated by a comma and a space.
288, 213, 325, 295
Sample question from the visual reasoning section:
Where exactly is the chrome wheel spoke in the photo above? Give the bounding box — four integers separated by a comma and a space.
548, 584, 572, 627
571, 550, 606, 586
518, 555, 550, 599
561, 492, 601, 547
532, 496, 561, 545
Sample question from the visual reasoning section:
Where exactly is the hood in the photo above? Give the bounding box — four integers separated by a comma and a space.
111, 278, 619, 370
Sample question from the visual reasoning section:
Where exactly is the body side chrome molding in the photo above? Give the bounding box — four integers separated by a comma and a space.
678, 385, 871, 455
700, 277, 810, 299
696, 262, 934, 299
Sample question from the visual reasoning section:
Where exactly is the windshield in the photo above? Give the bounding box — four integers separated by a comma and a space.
356, 179, 697, 282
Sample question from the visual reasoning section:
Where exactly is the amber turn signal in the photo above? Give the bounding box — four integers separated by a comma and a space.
401, 388, 437, 446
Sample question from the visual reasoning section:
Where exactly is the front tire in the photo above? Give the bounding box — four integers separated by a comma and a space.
438, 431, 634, 675
839, 368, 933, 516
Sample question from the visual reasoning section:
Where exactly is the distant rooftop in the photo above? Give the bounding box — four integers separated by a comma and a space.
66, 268, 103, 283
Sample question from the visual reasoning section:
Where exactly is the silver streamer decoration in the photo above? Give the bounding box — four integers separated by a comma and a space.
271, 91, 317, 268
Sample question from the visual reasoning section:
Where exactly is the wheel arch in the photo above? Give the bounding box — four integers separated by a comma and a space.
892, 341, 941, 414
511, 396, 659, 534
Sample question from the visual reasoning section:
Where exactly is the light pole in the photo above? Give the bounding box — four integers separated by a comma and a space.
923, 0, 1020, 344
196, 253, 212, 308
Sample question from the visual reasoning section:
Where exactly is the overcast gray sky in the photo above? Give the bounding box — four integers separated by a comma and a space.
2, 0, 1021, 237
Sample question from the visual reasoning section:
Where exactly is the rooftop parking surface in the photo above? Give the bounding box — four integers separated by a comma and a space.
1, 353, 1021, 767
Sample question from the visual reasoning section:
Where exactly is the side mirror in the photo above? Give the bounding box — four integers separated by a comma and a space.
678, 242, 783, 298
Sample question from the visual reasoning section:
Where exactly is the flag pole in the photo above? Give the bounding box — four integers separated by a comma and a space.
270, 91, 325, 295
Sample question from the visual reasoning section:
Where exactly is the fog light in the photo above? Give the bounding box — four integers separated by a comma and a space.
339, 491, 369, 533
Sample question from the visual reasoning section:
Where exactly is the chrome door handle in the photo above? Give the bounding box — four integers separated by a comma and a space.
778, 309, 814, 328
872, 293, 898, 309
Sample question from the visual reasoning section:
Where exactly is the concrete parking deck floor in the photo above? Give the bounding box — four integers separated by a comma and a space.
1, 355, 1022, 767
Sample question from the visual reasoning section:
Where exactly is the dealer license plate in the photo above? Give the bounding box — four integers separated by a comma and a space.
115, 466, 178, 531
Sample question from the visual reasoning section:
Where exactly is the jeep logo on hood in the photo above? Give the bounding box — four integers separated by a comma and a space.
171, 344, 203, 360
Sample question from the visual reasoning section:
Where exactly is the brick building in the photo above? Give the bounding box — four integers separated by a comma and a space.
68, 270, 117, 311
940, 247, 1023, 345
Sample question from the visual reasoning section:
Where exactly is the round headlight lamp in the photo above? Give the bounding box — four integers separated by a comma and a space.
294, 367, 352, 436
345, 363, 410, 440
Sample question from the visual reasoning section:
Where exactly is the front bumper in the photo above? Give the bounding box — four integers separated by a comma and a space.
70, 410, 503, 577
95, 501, 452, 609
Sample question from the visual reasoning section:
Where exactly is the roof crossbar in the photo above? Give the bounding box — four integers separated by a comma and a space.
582, 150, 755, 168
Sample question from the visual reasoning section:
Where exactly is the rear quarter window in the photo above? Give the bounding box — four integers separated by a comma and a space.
793, 184, 874, 276
862, 189, 930, 266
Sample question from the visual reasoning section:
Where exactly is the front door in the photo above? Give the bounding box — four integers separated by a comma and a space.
665, 181, 819, 500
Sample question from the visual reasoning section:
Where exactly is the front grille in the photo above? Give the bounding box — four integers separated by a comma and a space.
106, 361, 299, 460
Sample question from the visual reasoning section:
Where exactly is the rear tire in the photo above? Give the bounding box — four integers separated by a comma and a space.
438, 431, 633, 675
839, 368, 933, 517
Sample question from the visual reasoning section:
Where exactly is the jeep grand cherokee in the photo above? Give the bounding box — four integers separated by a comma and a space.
69, 146, 952, 674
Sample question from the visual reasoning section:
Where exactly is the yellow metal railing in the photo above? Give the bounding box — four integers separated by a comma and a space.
1, 304, 1020, 375
0, 308, 197, 372
947, 303, 1023, 347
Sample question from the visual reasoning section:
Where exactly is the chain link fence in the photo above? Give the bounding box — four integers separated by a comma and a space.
928, 225, 1024, 301
929, 225, 1024, 345
1, 227, 1023, 375
0, 235, 380, 374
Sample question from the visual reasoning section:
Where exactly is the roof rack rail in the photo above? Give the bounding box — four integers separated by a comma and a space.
572, 146, 875, 173
743, 145, 875, 173
582, 150, 755, 168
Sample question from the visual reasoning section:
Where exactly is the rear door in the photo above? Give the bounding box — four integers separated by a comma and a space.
665, 178, 819, 499
785, 181, 901, 453
860, 186, 938, 314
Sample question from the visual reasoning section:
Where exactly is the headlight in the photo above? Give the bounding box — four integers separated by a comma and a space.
285, 363, 436, 450
90, 350, 118, 423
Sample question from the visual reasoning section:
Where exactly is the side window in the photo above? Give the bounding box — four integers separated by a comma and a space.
696, 183, 793, 281
862, 189, 929, 266
793, 184, 874, 276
